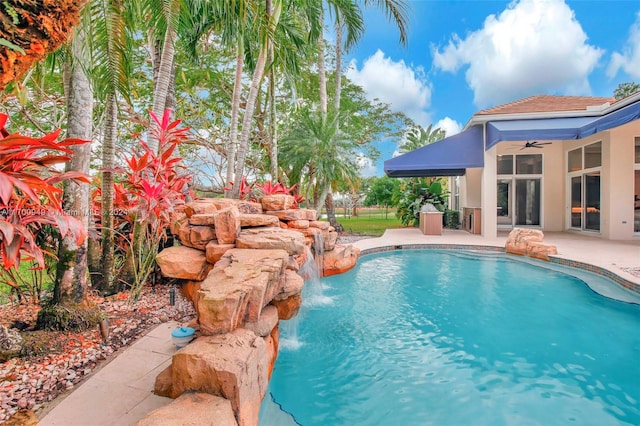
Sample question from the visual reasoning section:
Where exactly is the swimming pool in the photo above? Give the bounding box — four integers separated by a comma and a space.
260, 250, 640, 426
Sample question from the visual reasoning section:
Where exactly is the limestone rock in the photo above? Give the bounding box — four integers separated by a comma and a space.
309, 220, 330, 230
214, 206, 241, 244
274, 269, 304, 301
264, 325, 280, 380
527, 241, 558, 261
323, 229, 338, 252
170, 330, 268, 426
190, 225, 217, 249
271, 294, 302, 320
261, 194, 295, 211
286, 219, 309, 229
136, 392, 238, 426
240, 213, 280, 228
189, 214, 217, 226
197, 249, 288, 334
153, 365, 173, 397
244, 305, 279, 337
179, 280, 202, 306
205, 240, 236, 264
505, 228, 545, 256
184, 199, 219, 217
323, 244, 360, 277
156, 246, 212, 281
236, 227, 306, 256
237, 201, 263, 214
169, 211, 188, 236
265, 208, 317, 221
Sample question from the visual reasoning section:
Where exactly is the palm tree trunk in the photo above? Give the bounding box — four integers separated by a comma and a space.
232, 0, 282, 198
268, 41, 278, 180
148, 26, 176, 153
54, 25, 93, 305
317, 10, 327, 116
334, 20, 343, 111
325, 191, 342, 231
99, 91, 117, 294
225, 50, 244, 197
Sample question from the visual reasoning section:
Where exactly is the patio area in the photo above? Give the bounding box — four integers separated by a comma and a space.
352, 228, 640, 293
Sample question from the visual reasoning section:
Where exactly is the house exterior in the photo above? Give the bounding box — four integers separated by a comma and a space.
384, 93, 640, 241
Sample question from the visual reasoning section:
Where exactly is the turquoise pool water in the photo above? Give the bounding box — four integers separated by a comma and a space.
260, 250, 640, 426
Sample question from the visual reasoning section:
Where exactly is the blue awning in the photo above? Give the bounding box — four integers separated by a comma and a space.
384, 125, 484, 177
578, 99, 640, 137
486, 116, 597, 149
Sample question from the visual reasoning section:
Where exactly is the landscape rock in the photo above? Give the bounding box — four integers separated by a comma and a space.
190, 225, 217, 249
188, 214, 217, 226
236, 227, 306, 255
323, 244, 360, 277
261, 194, 295, 211
505, 228, 544, 256
136, 392, 237, 426
244, 305, 279, 338
156, 246, 212, 281
265, 208, 317, 221
197, 249, 288, 334
271, 294, 302, 320
184, 199, 219, 217
169, 329, 268, 426
214, 206, 241, 244
240, 214, 280, 228
527, 241, 558, 261
205, 240, 236, 264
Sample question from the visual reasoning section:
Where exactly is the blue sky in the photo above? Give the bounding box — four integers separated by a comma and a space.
341, 0, 640, 176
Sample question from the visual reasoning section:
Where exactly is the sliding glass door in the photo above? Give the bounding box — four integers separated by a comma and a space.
567, 142, 601, 232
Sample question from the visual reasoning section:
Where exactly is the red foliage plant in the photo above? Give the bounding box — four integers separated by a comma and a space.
229, 179, 304, 208
0, 112, 89, 270
92, 109, 193, 249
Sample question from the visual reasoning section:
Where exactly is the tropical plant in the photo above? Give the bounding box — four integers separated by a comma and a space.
400, 124, 446, 153
0, 113, 89, 268
614, 82, 640, 100
97, 109, 193, 299
393, 178, 449, 226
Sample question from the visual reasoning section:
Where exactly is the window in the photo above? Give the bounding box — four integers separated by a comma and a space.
584, 142, 602, 169
497, 155, 513, 174
568, 148, 582, 172
516, 154, 542, 174
497, 154, 542, 227
567, 142, 602, 232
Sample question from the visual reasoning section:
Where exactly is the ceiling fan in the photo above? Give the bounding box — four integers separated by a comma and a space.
512, 141, 552, 150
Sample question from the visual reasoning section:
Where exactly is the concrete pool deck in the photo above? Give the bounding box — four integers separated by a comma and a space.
37, 228, 640, 425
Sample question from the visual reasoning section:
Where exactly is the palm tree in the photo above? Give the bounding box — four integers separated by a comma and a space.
280, 110, 359, 210
400, 123, 446, 153
88, 0, 133, 293
54, 18, 94, 305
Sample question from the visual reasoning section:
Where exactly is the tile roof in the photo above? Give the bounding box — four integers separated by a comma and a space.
475, 95, 617, 116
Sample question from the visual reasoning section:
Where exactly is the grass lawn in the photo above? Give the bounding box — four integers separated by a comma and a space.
332, 207, 404, 236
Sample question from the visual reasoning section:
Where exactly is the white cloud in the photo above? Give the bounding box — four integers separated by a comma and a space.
347, 50, 433, 125
433, 0, 604, 108
607, 12, 640, 79
356, 153, 377, 178
434, 117, 462, 136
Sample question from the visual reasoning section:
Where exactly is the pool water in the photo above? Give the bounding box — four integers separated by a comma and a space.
260, 250, 640, 426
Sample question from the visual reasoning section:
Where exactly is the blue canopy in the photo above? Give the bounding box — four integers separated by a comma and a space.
486, 116, 597, 149
578, 99, 640, 137
384, 125, 484, 177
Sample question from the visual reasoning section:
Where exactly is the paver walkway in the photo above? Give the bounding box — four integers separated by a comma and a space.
38, 322, 178, 425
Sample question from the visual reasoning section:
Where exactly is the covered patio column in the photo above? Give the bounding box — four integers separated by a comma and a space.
481, 145, 498, 238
